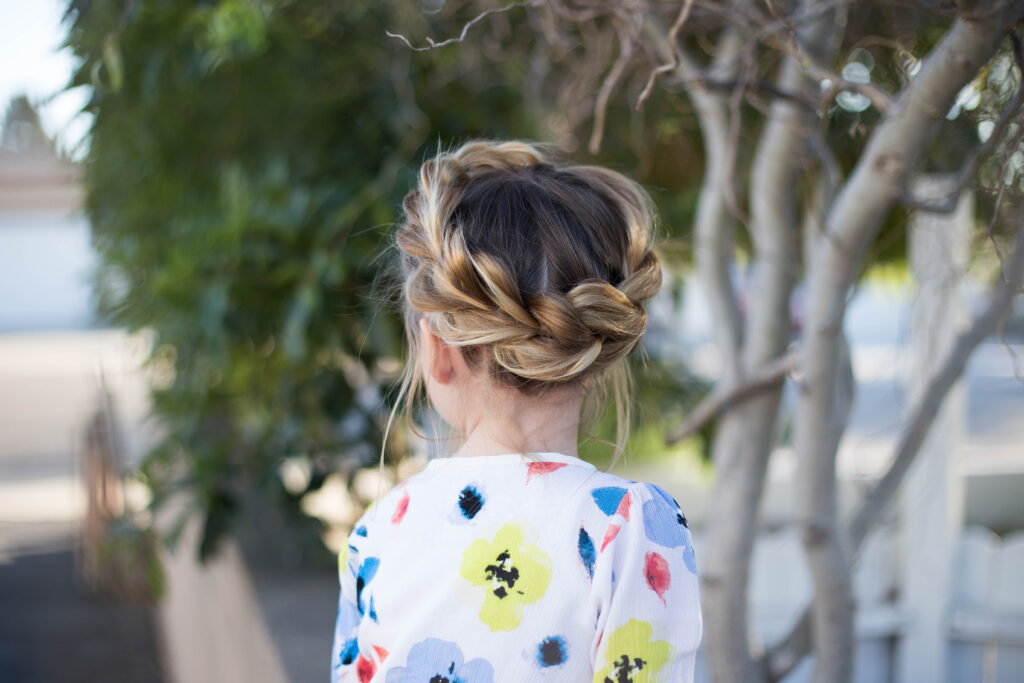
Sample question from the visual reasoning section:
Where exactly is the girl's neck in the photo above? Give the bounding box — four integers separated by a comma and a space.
451, 385, 583, 459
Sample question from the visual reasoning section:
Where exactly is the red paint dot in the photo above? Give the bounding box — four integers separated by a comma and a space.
644, 551, 671, 604
615, 491, 632, 520
391, 489, 410, 524
356, 654, 376, 682
600, 523, 621, 552
526, 461, 567, 482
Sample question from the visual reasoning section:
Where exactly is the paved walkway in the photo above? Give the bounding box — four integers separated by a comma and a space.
0, 330, 163, 682
0, 525, 164, 682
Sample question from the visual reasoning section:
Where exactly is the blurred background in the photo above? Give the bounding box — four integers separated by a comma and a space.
1, 1, 1022, 682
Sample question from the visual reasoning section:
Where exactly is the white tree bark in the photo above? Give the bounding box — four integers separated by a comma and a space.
639, 20, 753, 680
767, 207, 1024, 682
681, 34, 759, 683
686, 29, 745, 383
898, 176, 971, 683
687, 3, 844, 681
794, 4, 1024, 682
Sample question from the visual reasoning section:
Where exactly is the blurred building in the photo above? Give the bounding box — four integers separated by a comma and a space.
0, 95, 94, 332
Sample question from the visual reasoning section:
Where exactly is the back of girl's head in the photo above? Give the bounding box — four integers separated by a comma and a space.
392, 140, 662, 459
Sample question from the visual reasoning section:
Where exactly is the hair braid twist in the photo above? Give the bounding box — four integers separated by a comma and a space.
397, 140, 662, 388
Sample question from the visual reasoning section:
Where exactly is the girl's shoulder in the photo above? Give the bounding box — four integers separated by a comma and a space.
394, 454, 691, 518
346, 454, 691, 550
570, 472, 691, 534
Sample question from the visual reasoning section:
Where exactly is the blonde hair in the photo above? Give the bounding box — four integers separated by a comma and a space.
388, 140, 661, 462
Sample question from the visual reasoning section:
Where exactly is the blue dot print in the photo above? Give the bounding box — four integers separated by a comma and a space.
537, 635, 567, 667
578, 527, 595, 579
458, 485, 485, 519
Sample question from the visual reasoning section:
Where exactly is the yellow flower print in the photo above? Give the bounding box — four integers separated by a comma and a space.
337, 542, 348, 573
460, 523, 552, 631
594, 619, 670, 683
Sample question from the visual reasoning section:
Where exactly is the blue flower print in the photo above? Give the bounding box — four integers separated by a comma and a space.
646, 484, 688, 526
643, 485, 697, 574
386, 638, 494, 683
591, 486, 628, 515
578, 527, 596, 580
357, 557, 380, 616
682, 538, 697, 573
332, 598, 360, 670
642, 498, 684, 548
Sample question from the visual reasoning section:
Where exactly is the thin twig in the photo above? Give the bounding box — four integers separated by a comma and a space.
902, 31, 1024, 213
817, 71, 895, 113
755, 0, 858, 51
722, 44, 755, 227
671, 75, 821, 110
759, 0, 893, 114
998, 327, 1024, 382
385, 0, 539, 51
589, 18, 634, 153
636, 0, 696, 110
547, 0, 607, 23
666, 350, 800, 445
988, 167, 1013, 283
791, 42, 894, 113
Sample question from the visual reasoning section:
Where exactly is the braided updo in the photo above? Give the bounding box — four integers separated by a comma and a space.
392, 140, 662, 455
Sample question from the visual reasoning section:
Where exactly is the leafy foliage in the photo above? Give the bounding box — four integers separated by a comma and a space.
64, 0, 535, 561
64, 0, 757, 564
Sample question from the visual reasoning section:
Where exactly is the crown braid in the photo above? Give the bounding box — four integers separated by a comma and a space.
396, 140, 662, 387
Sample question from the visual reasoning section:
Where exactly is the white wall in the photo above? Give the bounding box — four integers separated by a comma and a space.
0, 209, 97, 331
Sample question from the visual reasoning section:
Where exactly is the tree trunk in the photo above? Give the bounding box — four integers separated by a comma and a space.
702, 5, 842, 681
897, 176, 970, 682
635, 27, 749, 679
794, 5, 1024, 681
687, 29, 744, 380
676, 29, 752, 683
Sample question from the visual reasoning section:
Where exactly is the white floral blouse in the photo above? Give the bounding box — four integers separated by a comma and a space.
331, 452, 702, 683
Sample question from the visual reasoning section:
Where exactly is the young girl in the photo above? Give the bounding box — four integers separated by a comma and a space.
331, 141, 701, 683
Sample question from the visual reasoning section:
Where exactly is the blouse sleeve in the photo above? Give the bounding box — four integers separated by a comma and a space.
330, 525, 366, 683
589, 482, 702, 683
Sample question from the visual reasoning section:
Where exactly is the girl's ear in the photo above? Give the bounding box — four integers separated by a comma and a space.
419, 317, 456, 385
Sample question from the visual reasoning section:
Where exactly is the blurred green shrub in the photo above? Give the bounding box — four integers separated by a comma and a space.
64, 0, 535, 562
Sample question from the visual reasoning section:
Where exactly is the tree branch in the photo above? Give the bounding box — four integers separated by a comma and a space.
636, 0, 696, 110
589, 18, 634, 153
722, 44, 755, 227
642, 17, 746, 373
768, 218, 1024, 683
848, 230, 1024, 549
902, 31, 1024, 213
756, 0, 891, 114
385, 0, 540, 51
682, 75, 821, 110
817, 69, 895, 114
666, 350, 800, 445
698, 5, 844, 680
766, 611, 813, 682
764, 31, 895, 114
